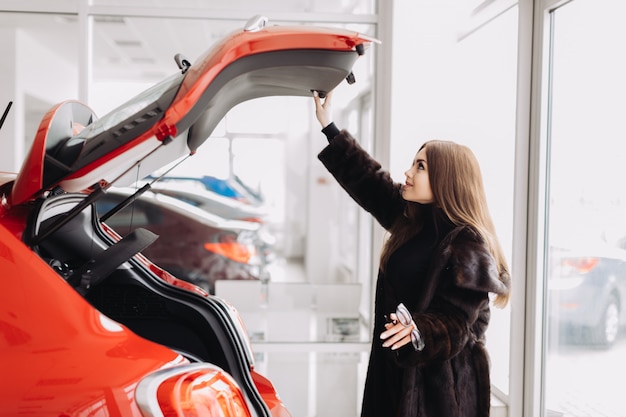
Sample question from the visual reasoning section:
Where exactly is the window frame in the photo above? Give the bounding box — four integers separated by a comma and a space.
514, 1, 574, 417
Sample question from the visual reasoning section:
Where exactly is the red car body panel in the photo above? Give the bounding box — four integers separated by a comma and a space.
0, 223, 184, 416
250, 372, 292, 417
11, 101, 98, 206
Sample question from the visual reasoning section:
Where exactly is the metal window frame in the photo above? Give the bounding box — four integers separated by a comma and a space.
513, 1, 573, 417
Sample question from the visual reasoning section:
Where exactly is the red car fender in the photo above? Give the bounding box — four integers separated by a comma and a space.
251, 370, 292, 417
0, 223, 185, 415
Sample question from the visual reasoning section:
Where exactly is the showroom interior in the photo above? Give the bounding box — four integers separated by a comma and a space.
1, 1, 625, 416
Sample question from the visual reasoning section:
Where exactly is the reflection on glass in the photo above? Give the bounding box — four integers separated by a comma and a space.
545, 1, 626, 416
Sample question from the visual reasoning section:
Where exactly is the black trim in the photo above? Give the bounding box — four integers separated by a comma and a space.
42, 80, 181, 189
27, 193, 272, 417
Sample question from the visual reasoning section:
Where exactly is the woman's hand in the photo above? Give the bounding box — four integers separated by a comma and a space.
380, 312, 416, 350
313, 90, 333, 128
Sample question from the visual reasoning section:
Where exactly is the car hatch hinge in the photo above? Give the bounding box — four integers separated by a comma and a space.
244, 15, 268, 32
174, 53, 192, 74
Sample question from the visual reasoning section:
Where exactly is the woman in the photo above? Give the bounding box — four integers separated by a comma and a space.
312, 91, 511, 417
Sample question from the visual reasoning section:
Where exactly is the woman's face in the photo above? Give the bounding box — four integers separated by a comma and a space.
402, 147, 434, 204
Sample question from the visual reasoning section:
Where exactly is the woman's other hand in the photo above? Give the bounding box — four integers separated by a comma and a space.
380, 312, 415, 350
313, 90, 333, 128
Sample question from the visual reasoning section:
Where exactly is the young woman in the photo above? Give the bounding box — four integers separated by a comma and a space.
313, 91, 511, 417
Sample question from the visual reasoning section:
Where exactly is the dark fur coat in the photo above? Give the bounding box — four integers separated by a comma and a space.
318, 130, 511, 417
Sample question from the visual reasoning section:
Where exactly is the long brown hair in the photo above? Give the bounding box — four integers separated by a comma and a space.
380, 140, 510, 307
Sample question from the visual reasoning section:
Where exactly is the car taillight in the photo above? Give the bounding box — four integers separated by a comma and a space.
204, 233, 258, 264
136, 363, 253, 417
561, 257, 599, 274
240, 217, 263, 223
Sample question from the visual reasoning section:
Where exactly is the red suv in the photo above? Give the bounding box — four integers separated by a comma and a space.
0, 16, 373, 416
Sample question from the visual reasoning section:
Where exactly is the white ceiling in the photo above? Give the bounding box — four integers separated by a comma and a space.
0, 12, 256, 81
0, 2, 376, 82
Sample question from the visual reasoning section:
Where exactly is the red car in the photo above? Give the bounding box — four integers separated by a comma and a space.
95, 186, 268, 294
0, 16, 372, 417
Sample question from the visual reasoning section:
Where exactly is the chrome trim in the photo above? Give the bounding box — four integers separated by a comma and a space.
244, 15, 268, 32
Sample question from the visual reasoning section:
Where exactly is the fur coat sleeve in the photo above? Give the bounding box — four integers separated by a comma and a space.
394, 225, 511, 367
318, 128, 406, 230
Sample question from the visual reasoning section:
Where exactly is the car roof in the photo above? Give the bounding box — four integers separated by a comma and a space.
150, 182, 268, 214
106, 187, 261, 232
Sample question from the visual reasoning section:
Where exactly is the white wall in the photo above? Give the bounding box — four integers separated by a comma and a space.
0, 29, 20, 172
0, 28, 78, 172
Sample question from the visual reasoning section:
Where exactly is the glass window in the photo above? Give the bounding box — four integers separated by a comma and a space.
448, 5, 519, 397
544, 1, 626, 416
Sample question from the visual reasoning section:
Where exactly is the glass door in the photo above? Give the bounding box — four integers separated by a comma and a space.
544, 1, 626, 415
